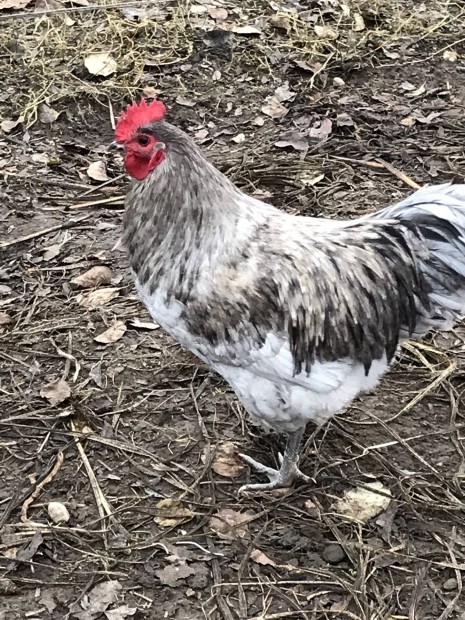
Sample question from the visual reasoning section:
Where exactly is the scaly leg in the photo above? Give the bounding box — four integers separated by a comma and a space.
239, 427, 309, 494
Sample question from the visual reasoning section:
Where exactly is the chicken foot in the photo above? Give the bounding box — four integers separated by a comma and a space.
239, 427, 309, 493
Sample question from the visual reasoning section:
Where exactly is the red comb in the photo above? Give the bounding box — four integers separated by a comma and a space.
115, 98, 166, 142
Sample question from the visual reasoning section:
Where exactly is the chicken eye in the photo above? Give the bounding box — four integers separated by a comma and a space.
137, 135, 150, 147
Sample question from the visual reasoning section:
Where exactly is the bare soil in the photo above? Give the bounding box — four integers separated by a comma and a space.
1, 1, 465, 619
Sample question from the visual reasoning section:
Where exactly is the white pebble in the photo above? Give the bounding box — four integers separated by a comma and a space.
48, 501, 70, 524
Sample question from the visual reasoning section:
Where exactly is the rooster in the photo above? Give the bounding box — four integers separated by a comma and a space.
113, 99, 465, 493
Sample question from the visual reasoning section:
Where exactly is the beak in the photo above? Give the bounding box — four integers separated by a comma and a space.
109, 140, 124, 150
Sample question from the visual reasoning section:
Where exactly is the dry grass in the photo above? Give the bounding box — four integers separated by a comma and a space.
1, 0, 464, 122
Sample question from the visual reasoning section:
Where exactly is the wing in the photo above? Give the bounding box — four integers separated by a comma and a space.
181, 215, 432, 384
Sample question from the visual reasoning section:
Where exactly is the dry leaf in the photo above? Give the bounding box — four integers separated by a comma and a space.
335, 481, 392, 523
105, 605, 137, 620
35, 0, 61, 10
189, 3, 206, 14
261, 96, 288, 119
406, 83, 426, 98
155, 563, 196, 587
73, 581, 122, 620
84, 52, 117, 77
309, 118, 332, 141
250, 548, 276, 566
232, 24, 261, 35
154, 499, 194, 527
314, 24, 339, 40
71, 266, 112, 289
0, 312, 12, 325
76, 287, 119, 309
175, 95, 196, 107
210, 508, 252, 540
0, 0, 29, 9
275, 130, 308, 152
142, 86, 161, 98
48, 501, 70, 524
39, 103, 60, 124
43, 243, 62, 261
274, 82, 295, 103
94, 321, 127, 344
129, 318, 159, 330
443, 49, 458, 62
232, 133, 246, 144
353, 13, 365, 31
400, 115, 415, 127
209, 7, 227, 20
300, 172, 325, 187
0, 578, 17, 595
87, 161, 109, 182
211, 442, 245, 478
40, 378, 71, 406
1, 116, 24, 133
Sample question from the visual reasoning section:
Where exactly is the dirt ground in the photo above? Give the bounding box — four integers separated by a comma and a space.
1, 1, 465, 618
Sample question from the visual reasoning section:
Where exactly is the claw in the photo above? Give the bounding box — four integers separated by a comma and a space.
238, 452, 310, 494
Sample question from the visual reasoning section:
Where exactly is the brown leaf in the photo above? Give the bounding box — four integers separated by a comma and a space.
274, 82, 295, 103
87, 161, 109, 182
275, 130, 309, 152
76, 288, 119, 308
250, 548, 276, 566
0, 312, 12, 325
210, 508, 253, 540
105, 605, 137, 620
1, 116, 24, 133
71, 266, 112, 289
142, 86, 161, 98
129, 318, 160, 330
175, 95, 196, 107
40, 378, 71, 406
232, 24, 261, 35
73, 580, 122, 620
94, 321, 127, 344
0, 0, 30, 9
209, 7, 227, 20
154, 499, 195, 527
39, 103, 60, 124
308, 118, 332, 141
155, 563, 196, 587
314, 24, 339, 40
42, 242, 62, 261
0, 577, 17, 595
261, 96, 288, 119
400, 115, 415, 127
211, 442, 245, 478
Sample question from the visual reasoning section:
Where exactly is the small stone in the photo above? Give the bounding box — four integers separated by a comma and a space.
443, 578, 458, 591
48, 502, 70, 524
333, 77, 345, 87
322, 543, 346, 564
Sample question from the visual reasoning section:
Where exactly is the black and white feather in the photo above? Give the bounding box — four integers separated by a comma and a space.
123, 121, 465, 441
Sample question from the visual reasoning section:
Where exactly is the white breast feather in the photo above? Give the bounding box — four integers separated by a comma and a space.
137, 279, 390, 433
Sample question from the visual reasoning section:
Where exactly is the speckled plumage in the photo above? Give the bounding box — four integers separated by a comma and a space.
122, 119, 465, 445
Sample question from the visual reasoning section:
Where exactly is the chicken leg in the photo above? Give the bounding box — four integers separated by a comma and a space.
239, 427, 309, 493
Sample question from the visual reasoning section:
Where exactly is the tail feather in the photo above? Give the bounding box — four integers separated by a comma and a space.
370, 183, 465, 333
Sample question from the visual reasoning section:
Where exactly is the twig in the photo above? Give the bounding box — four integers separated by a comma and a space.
70, 420, 113, 546
0, 215, 91, 249
21, 451, 64, 523
374, 157, 421, 190
69, 195, 124, 210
